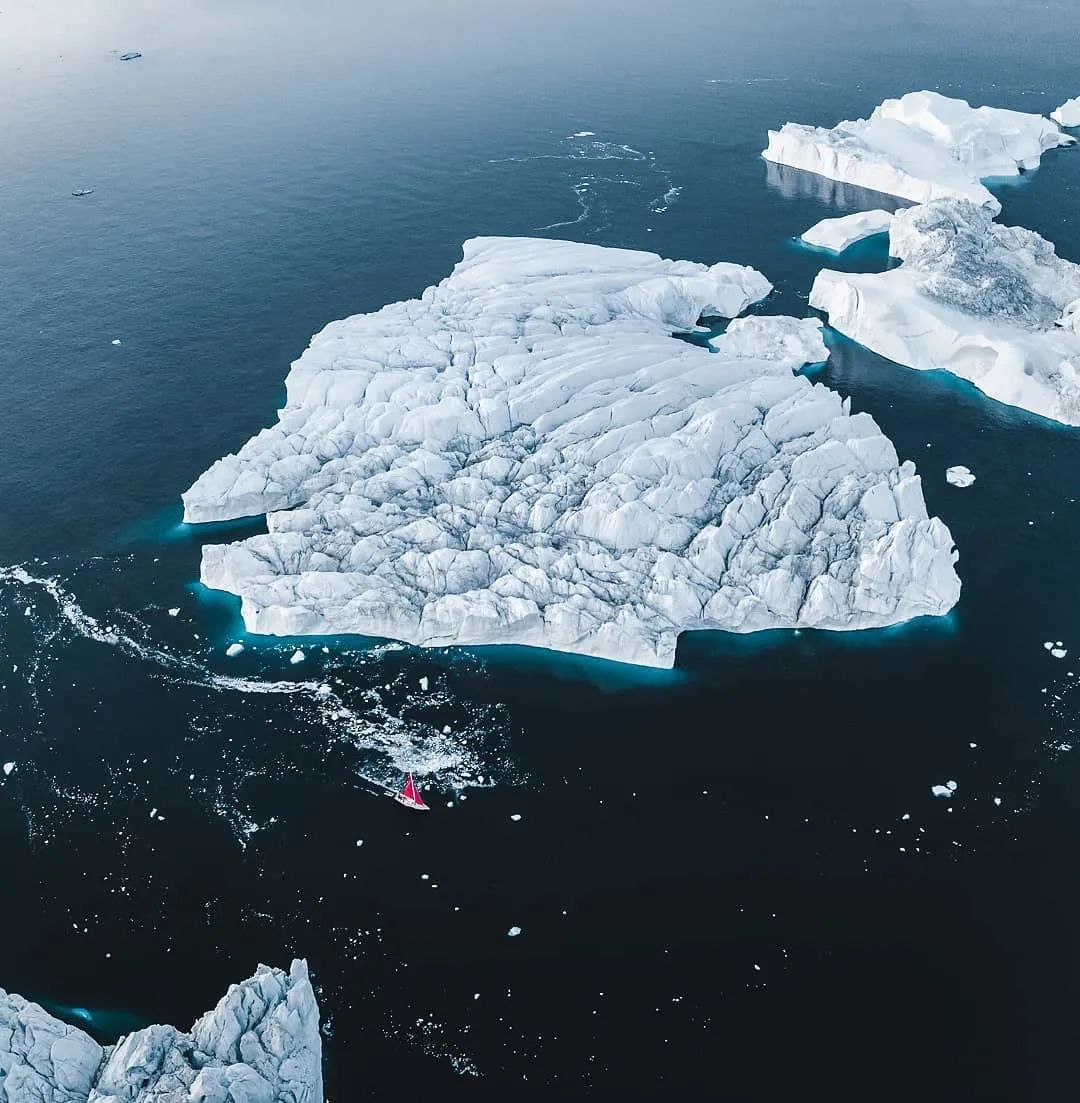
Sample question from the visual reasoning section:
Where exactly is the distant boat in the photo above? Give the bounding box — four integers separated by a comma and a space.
71, 188, 95, 197
395, 772, 429, 812
119, 51, 142, 61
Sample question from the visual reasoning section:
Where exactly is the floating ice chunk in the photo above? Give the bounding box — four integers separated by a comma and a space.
183, 238, 959, 667
419, 676, 429, 691
118, 50, 142, 61
946, 466, 976, 488
112, 338, 122, 346
225, 642, 244, 657
764, 91, 1071, 213
0, 960, 322, 1101
507, 926, 522, 937
442, 725, 452, 734
993, 796, 1002, 806
570, 130, 597, 137
71, 188, 94, 197
1052, 97, 1080, 128
510, 813, 522, 822
931, 782, 957, 798
800, 210, 893, 253
290, 649, 306, 664
168, 607, 180, 616
2, 762, 14, 776
149, 807, 158, 818
1052, 648, 1068, 659
810, 199, 1080, 425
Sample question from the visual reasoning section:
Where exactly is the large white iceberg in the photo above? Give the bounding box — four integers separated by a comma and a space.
810, 199, 1080, 425
0, 959, 322, 1102
800, 210, 894, 253
764, 90, 1072, 214
183, 237, 960, 668
1052, 96, 1080, 127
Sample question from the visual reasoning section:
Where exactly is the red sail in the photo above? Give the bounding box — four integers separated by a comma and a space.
403, 773, 419, 804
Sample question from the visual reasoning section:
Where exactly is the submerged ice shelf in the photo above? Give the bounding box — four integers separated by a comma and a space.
810, 199, 1080, 425
764, 90, 1071, 214
0, 959, 322, 1102
183, 237, 960, 668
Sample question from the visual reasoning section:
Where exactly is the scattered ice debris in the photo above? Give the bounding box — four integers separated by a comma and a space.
931, 781, 958, 798
945, 466, 976, 488
225, 642, 244, 657
764, 90, 1071, 212
510, 814, 522, 822
71, 188, 95, 197
507, 926, 522, 938
419, 676, 429, 691
118, 51, 142, 61
289, 649, 305, 664
1052, 97, 1080, 128
167, 607, 180, 616
2, 763, 15, 776
800, 209, 893, 252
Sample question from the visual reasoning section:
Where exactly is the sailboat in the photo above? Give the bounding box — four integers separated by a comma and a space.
395, 772, 430, 812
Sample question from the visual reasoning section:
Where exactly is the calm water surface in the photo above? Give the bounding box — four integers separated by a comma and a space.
2, 1, 1080, 1097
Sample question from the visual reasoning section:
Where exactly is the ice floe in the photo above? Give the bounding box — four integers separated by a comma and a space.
800, 209, 893, 252
290, 648, 306, 664
1052, 97, 1080, 128
0, 960, 322, 1102
183, 237, 960, 668
225, 641, 244, 657
2, 762, 14, 776
931, 780, 958, 798
764, 91, 1071, 214
945, 465, 976, 488
810, 198, 1080, 425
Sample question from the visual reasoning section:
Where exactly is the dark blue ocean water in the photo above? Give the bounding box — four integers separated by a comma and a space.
3, 2, 1080, 1097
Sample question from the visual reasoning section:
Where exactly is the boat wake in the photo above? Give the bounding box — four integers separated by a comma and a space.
0, 560, 519, 849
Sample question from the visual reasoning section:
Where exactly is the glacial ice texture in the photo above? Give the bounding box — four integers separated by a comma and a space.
183, 237, 960, 668
810, 199, 1080, 425
0, 960, 322, 1103
763, 90, 1072, 214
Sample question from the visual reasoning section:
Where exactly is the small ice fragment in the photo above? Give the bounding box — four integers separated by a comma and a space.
421, 873, 430, 880
289, 649, 305, 664
149, 807, 158, 818
969, 742, 977, 748
356, 839, 363, 847
419, 676, 429, 691
111, 338, 122, 346
225, 642, 244, 657
2, 762, 15, 776
993, 797, 1002, 806
119, 51, 142, 61
1058, 641, 1065, 647
443, 725, 451, 734
71, 188, 95, 197
1052, 648, 1067, 659
167, 608, 180, 617
753, 964, 761, 972
945, 465, 976, 487
931, 783, 954, 798
901, 813, 910, 820
570, 130, 596, 137
473, 993, 480, 1000
321, 646, 330, 653
947, 780, 958, 791
510, 814, 522, 822
507, 926, 522, 937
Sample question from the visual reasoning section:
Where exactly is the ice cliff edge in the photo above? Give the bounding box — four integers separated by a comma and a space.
0, 959, 323, 1102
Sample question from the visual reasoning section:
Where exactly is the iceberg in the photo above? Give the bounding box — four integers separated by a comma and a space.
763, 91, 1072, 214
183, 237, 960, 669
0, 959, 322, 1102
809, 199, 1080, 425
1052, 97, 1080, 127
800, 210, 894, 253
945, 466, 976, 488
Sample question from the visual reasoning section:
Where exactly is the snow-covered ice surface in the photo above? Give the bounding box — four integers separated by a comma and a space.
1052, 97, 1080, 127
810, 199, 1080, 426
182, 237, 960, 668
0, 959, 322, 1102
763, 91, 1072, 214
946, 465, 976, 488
800, 210, 894, 252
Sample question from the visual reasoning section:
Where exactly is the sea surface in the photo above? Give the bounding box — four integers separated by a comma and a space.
3, 1, 1080, 1098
